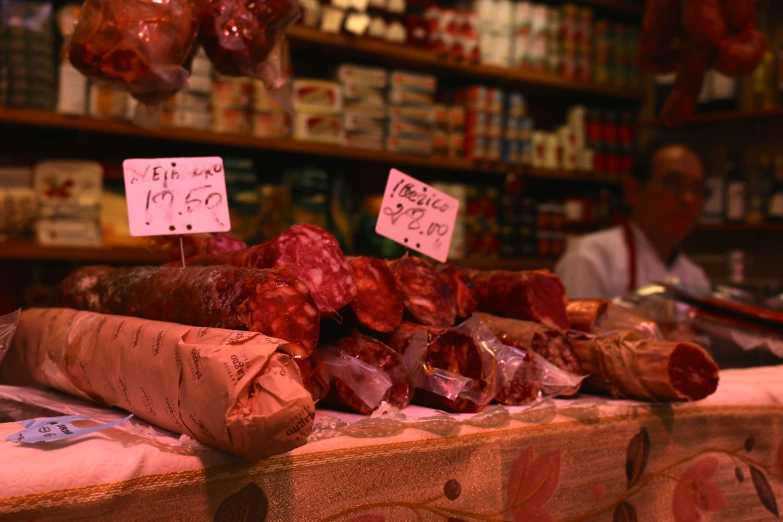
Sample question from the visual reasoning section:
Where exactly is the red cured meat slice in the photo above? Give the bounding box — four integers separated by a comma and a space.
467, 269, 570, 332
177, 224, 357, 317
493, 343, 542, 406
436, 262, 479, 319
294, 353, 330, 404
385, 321, 497, 413
345, 257, 404, 333
387, 257, 457, 327
321, 333, 412, 415
59, 265, 320, 357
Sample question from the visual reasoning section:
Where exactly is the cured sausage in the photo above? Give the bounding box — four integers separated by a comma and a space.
198, 0, 298, 77
386, 321, 498, 413
436, 262, 479, 319
682, 0, 727, 47
493, 342, 543, 406
344, 257, 404, 333
59, 265, 320, 357
154, 233, 247, 262
388, 257, 457, 327
715, 29, 767, 76
724, 0, 757, 31
478, 313, 583, 387
178, 224, 357, 317
69, 0, 201, 103
637, 0, 686, 73
566, 299, 610, 333
466, 269, 570, 332
294, 353, 330, 404
569, 331, 720, 401
661, 46, 711, 127
321, 333, 412, 415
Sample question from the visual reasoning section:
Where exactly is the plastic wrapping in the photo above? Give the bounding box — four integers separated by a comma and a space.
593, 301, 664, 341
0, 309, 20, 368
292, 352, 330, 404
198, 0, 298, 113
69, 0, 202, 104
395, 317, 498, 413
319, 333, 412, 415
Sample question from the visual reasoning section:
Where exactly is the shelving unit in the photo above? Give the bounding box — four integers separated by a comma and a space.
0, 107, 623, 183
639, 108, 783, 128
287, 26, 644, 101
695, 222, 783, 232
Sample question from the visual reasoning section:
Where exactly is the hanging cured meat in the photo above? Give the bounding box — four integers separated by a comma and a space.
198, 0, 299, 78
59, 265, 320, 357
638, 0, 766, 126
69, 0, 202, 104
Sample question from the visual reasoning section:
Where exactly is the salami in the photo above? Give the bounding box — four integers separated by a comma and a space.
467, 269, 570, 332
178, 224, 357, 316
569, 330, 719, 401
60, 265, 320, 357
294, 353, 330, 404
345, 256, 404, 333
320, 333, 412, 415
566, 299, 610, 333
637, 0, 685, 73
436, 262, 479, 319
478, 313, 583, 380
386, 321, 497, 413
387, 257, 457, 327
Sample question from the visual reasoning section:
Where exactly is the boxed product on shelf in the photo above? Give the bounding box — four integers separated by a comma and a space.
251, 111, 290, 138
294, 113, 344, 144
212, 77, 252, 109
87, 83, 128, 119
387, 135, 432, 155
388, 88, 433, 106
252, 80, 281, 112
342, 82, 387, 106
161, 108, 211, 131
212, 107, 251, 134
55, 4, 87, 116
343, 101, 387, 119
390, 71, 437, 93
293, 79, 343, 114
336, 64, 389, 88
389, 105, 435, 124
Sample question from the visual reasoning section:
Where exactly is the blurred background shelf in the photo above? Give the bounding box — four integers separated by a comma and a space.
287, 26, 644, 101
457, 256, 555, 270
0, 107, 624, 184
695, 223, 783, 232
0, 240, 168, 264
639, 109, 783, 128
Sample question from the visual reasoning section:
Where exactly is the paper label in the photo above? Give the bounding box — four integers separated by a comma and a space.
6, 414, 133, 444
375, 169, 459, 262
122, 157, 231, 237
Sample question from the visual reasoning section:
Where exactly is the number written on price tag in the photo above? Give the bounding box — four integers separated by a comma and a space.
375, 169, 459, 263
123, 157, 231, 237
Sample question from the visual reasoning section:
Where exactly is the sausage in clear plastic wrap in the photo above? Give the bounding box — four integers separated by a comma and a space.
59, 265, 320, 357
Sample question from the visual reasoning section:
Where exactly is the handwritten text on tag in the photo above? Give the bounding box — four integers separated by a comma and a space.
123, 157, 231, 237
375, 169, 459, 263
7, 414, 134, 444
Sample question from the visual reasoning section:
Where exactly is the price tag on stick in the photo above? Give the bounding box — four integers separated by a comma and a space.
122, 157, 231, 237
375, 169, 459, 263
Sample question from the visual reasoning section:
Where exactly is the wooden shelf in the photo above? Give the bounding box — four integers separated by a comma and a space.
695, 222, 783, 232
287, 26, 644, 101
457, 256, 556, 271
0, 107, 623, 184
0, 240, 168, 264
640, 108, 783, 128
580, 0, 644, 16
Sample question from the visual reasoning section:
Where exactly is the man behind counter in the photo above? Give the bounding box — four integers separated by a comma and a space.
555, 137, 711, 299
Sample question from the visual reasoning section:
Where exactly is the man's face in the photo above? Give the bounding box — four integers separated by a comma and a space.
631, 145, 705, 244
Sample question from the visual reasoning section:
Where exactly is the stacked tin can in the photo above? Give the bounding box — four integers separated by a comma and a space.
477, 0, 514, 67
502, 92, 533, 166
458, 85, 504, 161
586, 109, 635, 175
593, 20, 611, 85
465, 184, 501, 256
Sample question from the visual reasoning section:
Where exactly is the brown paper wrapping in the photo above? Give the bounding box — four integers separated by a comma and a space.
570, 330, 719, 402
0, 308, 316, 460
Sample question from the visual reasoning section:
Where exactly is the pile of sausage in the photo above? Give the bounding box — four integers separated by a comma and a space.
60, 224, 590, 414
68, 0, 298, 103
639, 0, 766, 126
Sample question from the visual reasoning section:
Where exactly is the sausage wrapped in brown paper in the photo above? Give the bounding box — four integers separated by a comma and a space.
569, 330, 719, 402
0, 308, 315, 460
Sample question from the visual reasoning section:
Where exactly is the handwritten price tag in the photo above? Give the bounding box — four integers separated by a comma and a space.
123, 157, 231, 237
375, 169, 459, 263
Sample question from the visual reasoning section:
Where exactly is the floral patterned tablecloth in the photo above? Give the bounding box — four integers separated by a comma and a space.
1, 365, 783, 522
